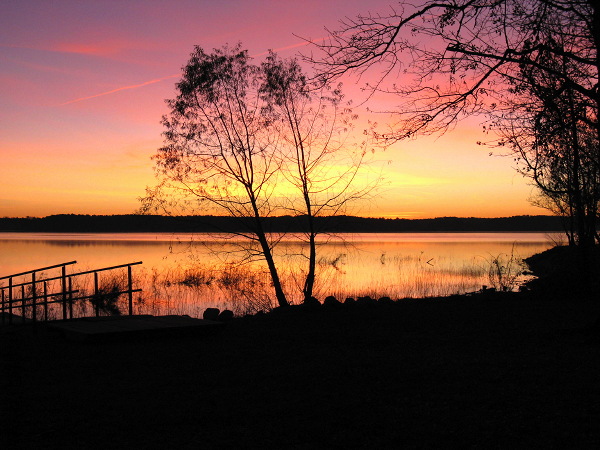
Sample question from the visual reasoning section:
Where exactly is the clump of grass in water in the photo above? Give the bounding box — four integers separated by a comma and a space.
179, 267, 217, 287
485, 245, 527, 292
212, 265, 275, 315
89, 272, 129, 316
90, 283, 122, 316
135, 247, 510, 317
142, 264, 277, 316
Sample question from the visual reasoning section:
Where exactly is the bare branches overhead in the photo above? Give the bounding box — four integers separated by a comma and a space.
306, 0, 598, 140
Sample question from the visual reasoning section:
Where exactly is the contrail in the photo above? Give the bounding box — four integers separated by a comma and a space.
60, 37, 330, 106
60, 74, 179, 106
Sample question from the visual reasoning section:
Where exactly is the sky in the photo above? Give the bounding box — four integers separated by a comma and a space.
0, 0, 545, 219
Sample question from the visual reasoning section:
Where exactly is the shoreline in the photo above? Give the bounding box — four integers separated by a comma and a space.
3, 246, 599, 448
2, 287, 599, 448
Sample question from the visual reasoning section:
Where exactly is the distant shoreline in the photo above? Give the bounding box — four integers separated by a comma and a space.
0, 214, 566, 234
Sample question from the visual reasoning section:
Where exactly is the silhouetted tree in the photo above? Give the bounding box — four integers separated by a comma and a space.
308, 0, 599, 246
496, 68, 600, 246
143, 44, 289, 307
259, 52, 377, 302
142, 44, 375, 307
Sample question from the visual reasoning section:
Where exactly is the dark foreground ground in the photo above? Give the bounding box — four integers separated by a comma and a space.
2, 290, 600, 449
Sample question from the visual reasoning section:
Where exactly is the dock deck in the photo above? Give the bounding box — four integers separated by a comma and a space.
45, 315, 226, 342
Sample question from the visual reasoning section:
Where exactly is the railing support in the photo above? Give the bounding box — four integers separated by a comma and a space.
68, 277, 74, 319
1, 261, 142, 323
128, 265, 134, 316
61, 266, 68, 320
94, 272, 100, 317
43, 281, 49, 322
31, 272, 37, 323
20, 285, 26, 324
8, 277, 13, 325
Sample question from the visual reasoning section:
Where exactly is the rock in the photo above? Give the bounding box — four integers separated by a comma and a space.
302, 296, 321, 310
217, 309, 234, 322
271, 305, 290, 314
378, 296, 394, 305
203, 308, 220, 321
356, 296, 376, 307
323, 295, 342, 309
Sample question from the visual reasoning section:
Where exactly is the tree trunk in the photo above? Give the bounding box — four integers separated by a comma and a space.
257, 232, 289, 308
303, 230, 317, 302
250, 196, 289, 308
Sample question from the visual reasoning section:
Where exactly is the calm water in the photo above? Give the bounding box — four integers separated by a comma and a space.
0, 232, 555, 317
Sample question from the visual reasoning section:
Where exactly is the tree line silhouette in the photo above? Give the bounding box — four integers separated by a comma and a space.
0, 214, 565, 234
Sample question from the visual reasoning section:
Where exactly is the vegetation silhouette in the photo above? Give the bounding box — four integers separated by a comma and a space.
307, 0, 599, 249
4, 3, 600, 448
140, 44, 378, 307
0, 214, 566, 233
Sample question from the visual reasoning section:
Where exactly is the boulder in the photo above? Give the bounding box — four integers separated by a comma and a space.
344, 297, 356, 307
378, 296, 394, 305
323, 295, 342, 309
302, 296, 321, 310
356, 296, 376, 307
217, 309, 234, 322
203, 308, 220, 321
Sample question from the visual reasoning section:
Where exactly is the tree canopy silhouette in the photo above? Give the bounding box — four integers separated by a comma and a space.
144, 44, 289, 307
142, 44, 375, 306
259, 51, 377, 301
308, 0, 599, 246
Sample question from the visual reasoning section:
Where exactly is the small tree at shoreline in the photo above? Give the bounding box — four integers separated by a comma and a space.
143, 44, 289, 307
259, 51, 377, 302
142, 44, 377, 307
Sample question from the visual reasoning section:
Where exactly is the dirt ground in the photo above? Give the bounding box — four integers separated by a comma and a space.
2, 291, 600, 449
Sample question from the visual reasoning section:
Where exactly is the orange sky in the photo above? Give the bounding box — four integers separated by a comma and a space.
0, 0, 544, 219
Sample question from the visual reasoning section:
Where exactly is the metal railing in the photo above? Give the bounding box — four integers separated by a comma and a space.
1, 261, 143, 325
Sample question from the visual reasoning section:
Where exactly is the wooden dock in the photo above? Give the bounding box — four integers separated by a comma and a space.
46, 315, 226, 342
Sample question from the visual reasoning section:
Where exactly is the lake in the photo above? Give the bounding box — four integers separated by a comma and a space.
0, 232, 557, 317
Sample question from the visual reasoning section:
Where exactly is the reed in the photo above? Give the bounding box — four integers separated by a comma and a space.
131, 249, 512, 317
483, 245, 527, 292
2, 241, 537, 320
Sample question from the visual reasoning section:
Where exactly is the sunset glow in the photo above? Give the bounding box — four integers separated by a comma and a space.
1, 0, 545, 219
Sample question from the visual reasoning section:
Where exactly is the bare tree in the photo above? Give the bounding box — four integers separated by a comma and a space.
306, 0, 599, 246
142, 45, 377, 307
259, 52, 377, 302
143, 44, 290, 307
494, 70, 600, 246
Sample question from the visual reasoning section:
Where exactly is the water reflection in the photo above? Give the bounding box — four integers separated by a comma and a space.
0, 232, 554, 316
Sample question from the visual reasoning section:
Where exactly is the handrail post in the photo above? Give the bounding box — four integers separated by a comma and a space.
20, 285, 26, 323
43, 281, 49, 322
1, 288, 5, 325
31, 272, 37, 323
68, 277, 74, 319
127, 265, 133, 316
8, 277, 13, 325
61, 265, 68, 320
94, 271, 99, 317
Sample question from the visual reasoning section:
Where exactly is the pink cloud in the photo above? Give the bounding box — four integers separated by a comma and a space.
1, 38, 150, 58
52, 42, 122, 56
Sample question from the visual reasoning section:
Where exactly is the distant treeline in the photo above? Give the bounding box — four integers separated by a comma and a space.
0, 214, 566, 233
